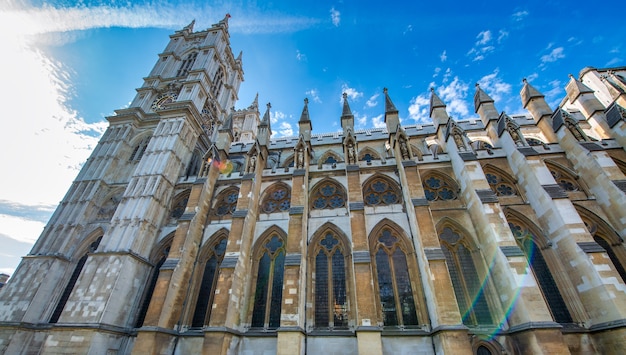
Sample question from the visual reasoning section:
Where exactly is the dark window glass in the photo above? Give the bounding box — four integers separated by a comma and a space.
477, 345, 493, 355
213, 189, 239, 218
363, 177, 401, 206
251, 235, 285, 329
191, 238, 227, 328
311, 181, 346, 210
314, 234, 348, 329
594, 236, 626, 283
423, 175, 458, 201
262, 185, 291, 214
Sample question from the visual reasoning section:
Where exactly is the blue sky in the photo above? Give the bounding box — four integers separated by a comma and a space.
0, 0, 624, 275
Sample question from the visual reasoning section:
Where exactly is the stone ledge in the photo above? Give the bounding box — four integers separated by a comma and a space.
289, 206, 304, 215
284, 253, 301, 266
221, 255, 238, 268
577, 241, 605, 253
589, 318, 626, 332
160, 258, 178, 270
241, 173, 255, 180
346, 164, 360, 172
430, 324, 469, 335
349, 202, 364, 211
476, 189, 498, 203
500, 245, 525, 257
507, 321, 562, 334
177, 212, 195, 221
411, 198, 429, 207
542, 184, 568, 199
402, 160, 417, 167
353, 250, 370, 263
232, 209, 248, 218
424, 248, 445, 261
459, 151, 477, 161
613, 179, 626, 193
293, 169, 306, 176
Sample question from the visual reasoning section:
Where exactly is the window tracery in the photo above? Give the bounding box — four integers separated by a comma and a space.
191, 236, 227, 328
312, 233, 348, 329
129, 136, 151, 162
170, 192, 189, 220
363, 175, 401, 206
508, 221, 573, 323
483, 167, 518, 197
422, 173, 458, 201
261, 183, 291, 213
547, 164, 580, 192
211, 187, 239, 218
310, 179, 347, 210
176, 52, 197, 77
371, 227, 419, 327
251, 233, 286, 330
438, 226, 492, 326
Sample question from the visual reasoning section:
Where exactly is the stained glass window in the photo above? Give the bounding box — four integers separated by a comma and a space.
423, 173, 458, 201
212, 187, 239, 218
439, 227, 493, 326
363, 176, 401, 206
325, 156, 338, 164
483, 168, 518, 197
547, 165, 580, 192
508, 222, 572, 323
262, 184, 291, 214
314, 233, 348, 329
191, 237, 228, 328
251, 234, 286, 329
310, 180, 346, 210
372, 228, 418, 327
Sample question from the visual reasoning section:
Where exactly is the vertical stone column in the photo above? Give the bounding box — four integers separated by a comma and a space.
203, 150, 265, 354
132, 162, 221, 355
396, 156, 473, 353
502, 129, 626, 343
446, 134, 571, 354
344, 164, 383, 355
276, 167, 308, 355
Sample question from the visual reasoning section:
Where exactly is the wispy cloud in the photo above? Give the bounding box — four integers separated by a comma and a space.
271, 110, 286, 124
497, 30, 509, 43
468, 30, 496, 61
437, 77, 471, 118
512, 10, 529, 22
366, 93, 379, 108
296, 50, 307, 61
541, 47, 565, 63
477, 69, 512, 103
330, 7, 341, 27
440, 50, 447, 62
306, 89, 322, 103
278, 121, 294, 137
476, 30, 492, 45
407, 94, 431, 124
341, 84, 363, 102
371, 114, 385, 128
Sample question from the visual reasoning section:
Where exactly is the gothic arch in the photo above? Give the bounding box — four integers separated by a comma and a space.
95, 188, 124, 221
575, 204, 626, 283
317, 149, 343, 168
362, 173, 403, 206
470, 139, 494, 151
421, 170, 460, 202
282, 153, 295, 168
169, 190, 191, 221
187, 229, 229, 328
185, 149, 203, 177
358, 146, 381, 162
310, 178, 347, 210
435, 219, 494, 326
249, 226, 288, 330
307, 222, 354, 330
504, 209, 577, 323
209, 186, 239, 220
128, 131, 153, 162
410, 144, 423, 160
134, 232, 174, 328
260, 182, 291, 214
544, 159, 582, 192
482, 164, 520, 197
368, 219, 427, 328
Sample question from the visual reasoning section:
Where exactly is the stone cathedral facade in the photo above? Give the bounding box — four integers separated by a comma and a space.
2, 15, 626, 355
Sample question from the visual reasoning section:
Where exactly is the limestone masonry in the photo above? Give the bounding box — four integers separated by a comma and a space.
2, 15, 626, 354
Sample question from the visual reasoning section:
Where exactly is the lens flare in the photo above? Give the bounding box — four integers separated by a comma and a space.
208, 157, 233, 175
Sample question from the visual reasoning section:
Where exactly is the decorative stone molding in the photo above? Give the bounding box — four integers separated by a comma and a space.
346, 164, 360, 172
221, 255, 238, 268
402, 160, 417, 167
289, 206, 304, 215
349, 202, 364, 211
352, 250, 370, 263
476, 189, 498, 203
160, 258, 179, 270
284, 253, 301, 266
542, 184, 569, 199
577, 241, 605, 253
411, 198, 429, 207
424, 248, 446, 260
459, 151, 477, 161
232, 209, 248, 218
500, 245, 525, 257
293, 169, 306, 176
612, 180, 626, 193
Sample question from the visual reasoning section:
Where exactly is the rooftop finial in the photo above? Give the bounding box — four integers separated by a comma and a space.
522, 78, 527, 84
304, 98, 309, 105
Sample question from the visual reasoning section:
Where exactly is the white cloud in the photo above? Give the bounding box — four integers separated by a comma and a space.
330, 7, 340, 27
437, 77, 471, 118
408, 94, 431, 124
0, 214, 45, 245
476, 30, 492, 45
306, 89, 322, 103
545, 80, 563, 108
371, 114, 386, 129
497, 30, 509, 43
366, 94, 379, 108
403, 25, 413, 35
512, 10, 529, 22
606, 58, 621, 66
440, 50, 447, 62
477, 69, 512, 103
296, 49, 307, 61
355, 112, 368, 128
541, 47, 565, 63
278, 121, 294, 137
341, 84, 363, 102
271, 110, 286, 124
526, 72, 539, 82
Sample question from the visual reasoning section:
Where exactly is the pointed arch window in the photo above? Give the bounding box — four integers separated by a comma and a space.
177, 52, 197, 77
423, 173, 458, 201
363, 175, 402, 206
170, 192, 190, 220
508, 222, 573, 323
261, 184, 291, 214
251, 233, 286, 329
186, 150, 203, 177
372, 227, 419, 327
135, 244, 170, 328
580, 212, 626, 283
211, 187, 239, 219
211, 67, 224, 98
483, 167, 518, 197
50, 237, 102, 323
546, 163, 580, 192
312, 233, 349, 329
439, 227, 493, 326
310, 179, 347, 210
129, 136, 151, 162
191, 237, 227, 328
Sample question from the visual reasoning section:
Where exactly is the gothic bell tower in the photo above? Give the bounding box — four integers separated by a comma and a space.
0, 15, 243, 354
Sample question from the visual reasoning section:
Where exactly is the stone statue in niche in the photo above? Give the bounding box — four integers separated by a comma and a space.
453, 133, 466, 151
399, 138, 410, 160
247, 154, 257, 173
347, 142, 357, 164
295, 147, 304, 169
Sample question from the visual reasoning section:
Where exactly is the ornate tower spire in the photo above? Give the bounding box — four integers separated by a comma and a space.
429, 87, 449, 126
474, 83, 499, 125
257, 103, 272, 146
299, 98, 313, 142
384, 88, 400, 133
340, 93, 354, 134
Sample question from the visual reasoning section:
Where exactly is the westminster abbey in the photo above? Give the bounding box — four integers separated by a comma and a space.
1, 15, 626, 355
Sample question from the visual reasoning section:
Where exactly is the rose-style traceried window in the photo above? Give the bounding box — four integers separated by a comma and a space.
483, 166, 518, 197
549, 169, 579, 192
422, 173, 458, 201
211, 187, 239, 218
262, 183, 291, 214
363, 175, 401, 206
311, 179, 347, 210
